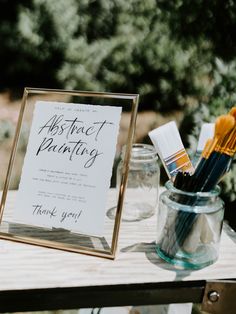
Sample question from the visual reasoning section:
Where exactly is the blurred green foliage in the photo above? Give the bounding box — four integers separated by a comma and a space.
159, 0, 236, 61
0, 0, 64, 89
1, 0, 236, 213
2, 0, 236, 111
0, 0, 217, 111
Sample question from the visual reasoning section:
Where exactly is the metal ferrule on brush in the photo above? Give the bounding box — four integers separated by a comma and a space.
148, 121, 194, 180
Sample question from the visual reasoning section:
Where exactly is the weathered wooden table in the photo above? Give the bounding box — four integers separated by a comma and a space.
0, 191, 236, 313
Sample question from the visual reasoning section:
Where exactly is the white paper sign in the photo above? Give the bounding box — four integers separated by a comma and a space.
14, 101, 122, 236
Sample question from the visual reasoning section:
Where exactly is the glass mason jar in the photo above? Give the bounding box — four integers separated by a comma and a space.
117, 143, 160, 221
156, 181, 225, 269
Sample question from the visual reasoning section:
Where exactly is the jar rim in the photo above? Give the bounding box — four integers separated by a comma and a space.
165, 180, 221, 197
122, 143, 158, 158
122, 143, 158, 161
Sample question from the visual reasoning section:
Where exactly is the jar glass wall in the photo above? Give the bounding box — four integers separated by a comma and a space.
156, 181, 225, 269
116, 143, 160, 221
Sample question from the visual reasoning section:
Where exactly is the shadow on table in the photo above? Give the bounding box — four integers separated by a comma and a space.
0, 221, 110, 251
120, 241, 192, 280
223, 223, 236, 244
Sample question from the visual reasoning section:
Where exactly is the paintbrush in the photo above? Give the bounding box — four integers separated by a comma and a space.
196, 107, 236, 191
149, 121, 194, 181
202, 121, 236, 191
148, 121, 195, 257
204, 114, 235, 158
186, 113, 235, 192
192, 123, 214, 166
164, 110, 236, 257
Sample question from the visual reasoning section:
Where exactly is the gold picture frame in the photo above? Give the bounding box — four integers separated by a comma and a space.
0, 87, 139, 259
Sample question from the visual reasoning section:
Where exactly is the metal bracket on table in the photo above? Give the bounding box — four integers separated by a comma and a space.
202, 280, 236, 314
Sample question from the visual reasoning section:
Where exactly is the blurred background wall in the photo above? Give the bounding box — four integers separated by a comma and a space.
0, 0, 236, 228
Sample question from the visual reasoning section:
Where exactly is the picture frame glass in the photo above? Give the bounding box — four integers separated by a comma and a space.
0, 88, 139, 258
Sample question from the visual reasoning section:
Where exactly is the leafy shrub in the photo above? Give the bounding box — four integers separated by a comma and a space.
0, 0, 211, 111
159, 0, 236, 61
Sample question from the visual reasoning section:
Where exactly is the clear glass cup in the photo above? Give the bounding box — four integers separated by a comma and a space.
116, 143, 160, 221
156, 181, 225, 269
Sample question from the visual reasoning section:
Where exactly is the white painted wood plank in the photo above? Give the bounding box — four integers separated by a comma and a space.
0, 190, 235, 291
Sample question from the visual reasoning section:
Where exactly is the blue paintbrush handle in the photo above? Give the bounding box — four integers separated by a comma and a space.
202, 154, 231, 191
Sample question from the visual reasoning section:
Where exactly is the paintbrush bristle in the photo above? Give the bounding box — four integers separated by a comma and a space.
202, 138, 214, 158
218, 125, 236, 155
149, 121, 194, 179
229, 106, 236, 118
215, 114, 235, 138
196, 123, 214, 154
205, 114, 235, 158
